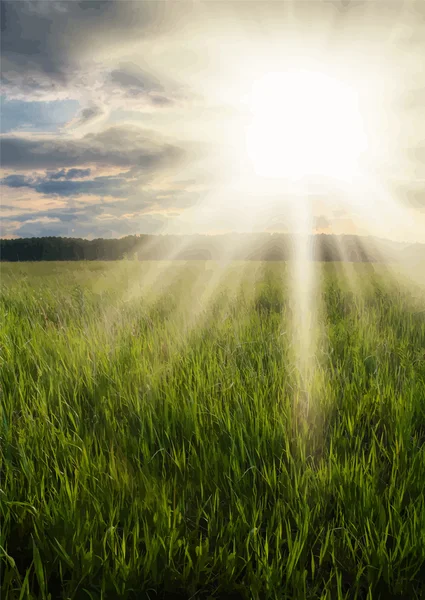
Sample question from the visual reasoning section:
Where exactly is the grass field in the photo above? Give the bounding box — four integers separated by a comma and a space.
1, 260, 425, 599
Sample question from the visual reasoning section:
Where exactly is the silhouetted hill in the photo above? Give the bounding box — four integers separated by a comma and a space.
1, 233, 423, 262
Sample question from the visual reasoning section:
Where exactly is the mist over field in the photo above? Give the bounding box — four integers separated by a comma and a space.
2, 232, 425, 262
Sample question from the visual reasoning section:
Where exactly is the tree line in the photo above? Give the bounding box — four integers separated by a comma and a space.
0, 233, 417, 262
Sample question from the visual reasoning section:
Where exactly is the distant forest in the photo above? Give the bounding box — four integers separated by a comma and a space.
0, 233, 423, 262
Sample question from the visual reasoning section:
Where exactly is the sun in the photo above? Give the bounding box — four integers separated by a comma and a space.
245, 70, 368, 181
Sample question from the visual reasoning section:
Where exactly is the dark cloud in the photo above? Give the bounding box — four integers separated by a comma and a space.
49, 168, 91, 180
1, 1, 186, 99
1, 1, 186, 138
9, 205, 110, 224
40, 178, 129, 198
3, 172, 134, 198
69, 105, 106, 128
0, 125, 185, 171
2, 174, 34, 188
109, 64, 162, 94
107, 63, 175, 106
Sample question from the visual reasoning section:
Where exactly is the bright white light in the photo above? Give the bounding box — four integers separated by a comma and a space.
245, 70, 368, 180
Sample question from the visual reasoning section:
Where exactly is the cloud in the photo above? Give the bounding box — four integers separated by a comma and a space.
0, 125, 185, 171
49, 168, 91, 180
1, 165, 203, 240
66, 105, 107, 130
1, 2, 147, 89
1, 204, 168, 239
2, 175, 130, 198
1, 1, 189, 106
2, 174, 34, 189
394, 183, 425, 210
2, 0, 425, 242
2, 170, 145, 199
313, 215, 331, 231
109, 64, 163, 95
106, 63, 179, 108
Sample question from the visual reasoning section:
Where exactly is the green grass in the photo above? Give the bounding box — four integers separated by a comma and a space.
1, 260, 425, 599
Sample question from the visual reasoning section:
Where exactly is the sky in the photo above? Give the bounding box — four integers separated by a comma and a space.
1, 0, 425, 242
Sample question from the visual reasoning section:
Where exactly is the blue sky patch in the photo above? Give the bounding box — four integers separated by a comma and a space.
1, 97, 79, 133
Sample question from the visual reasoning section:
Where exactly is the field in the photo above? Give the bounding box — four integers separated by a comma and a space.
1, 260, 425, 600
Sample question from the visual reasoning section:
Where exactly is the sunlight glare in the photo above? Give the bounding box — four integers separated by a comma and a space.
245, 70, 368, 180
